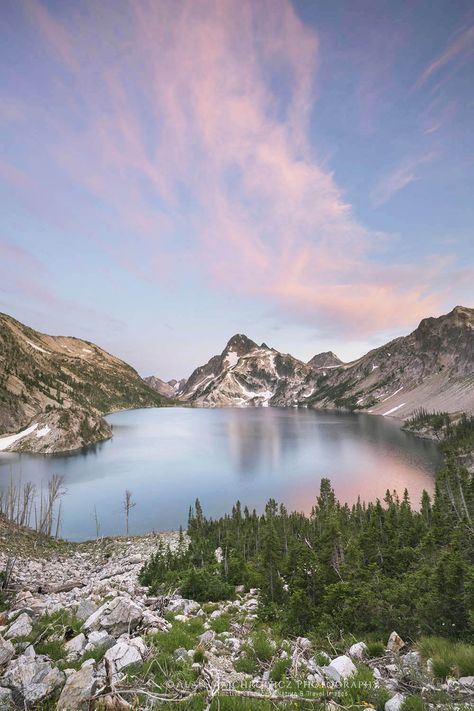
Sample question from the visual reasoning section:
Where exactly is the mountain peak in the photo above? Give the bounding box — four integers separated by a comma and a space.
307, 351, 343, 369
222, 334, 258, 356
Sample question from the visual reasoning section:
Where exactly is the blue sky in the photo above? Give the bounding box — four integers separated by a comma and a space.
1, 0, 473, 379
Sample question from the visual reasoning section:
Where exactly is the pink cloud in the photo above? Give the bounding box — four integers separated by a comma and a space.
15, 0, 455, 337
370, 153, 436, 208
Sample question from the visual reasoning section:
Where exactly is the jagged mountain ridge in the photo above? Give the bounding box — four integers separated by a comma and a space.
144, 376, 187, 399
179, 334, 315, 406
0, 313, 170, 453
178, 306, 474, 416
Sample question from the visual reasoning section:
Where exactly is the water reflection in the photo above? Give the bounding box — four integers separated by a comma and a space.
0, 407, 441, 540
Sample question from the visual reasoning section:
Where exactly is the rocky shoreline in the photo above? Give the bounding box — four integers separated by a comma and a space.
0, 524, 473, 710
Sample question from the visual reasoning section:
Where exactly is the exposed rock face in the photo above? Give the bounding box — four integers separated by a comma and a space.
305, 305, 474, 418
5, 613, 32, 640
0, 687, 13, 710
179, 334, 315, 407
0, 312, 170, 453
385, 693, 406, 711
84, 597, 143, 636
144, 376, 186, 398
307, 351, 342, 369
387, 631, 405, 653
324, 654, 357, 682
179, 307, 474, 416
1, 655, 65, 705
56, 664, 96, 710
348, 641, 367, 660
64, 633, 87, 659
104, 637, 147, 681
0, 638, 15, 667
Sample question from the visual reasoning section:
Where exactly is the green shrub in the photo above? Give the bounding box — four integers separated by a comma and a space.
401, 696, 426, 711
251, 630, 275, 662
152, 619, 204, 655
181, 567, 235, 602
234, 655, 259, 675
270, 657, 291, 681
193, 646, 205, 664
210, 613, 230, 633
337, 665, 375, 706
366, 640, 386, 657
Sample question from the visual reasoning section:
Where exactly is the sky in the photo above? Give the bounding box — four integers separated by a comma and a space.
1, 0, 473, 380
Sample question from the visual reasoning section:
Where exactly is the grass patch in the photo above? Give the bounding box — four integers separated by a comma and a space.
366, 640, 386, 657
250, 629, 275, 662
58, 645, 107, 671
210, 613, 231, 633
270, 657, 291, 682
401, 697, 426, 711
418, 637, 474, 679
336, 665, 376, 707
20, 609, 82, 661
193, 646, 205, 664
234, 654, 259, 675
151, 618, 205, 655
202, 602, 219, 614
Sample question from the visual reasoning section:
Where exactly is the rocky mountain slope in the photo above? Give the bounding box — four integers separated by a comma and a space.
179, 334, 316, 407
144, 375, 186, 399
0, 313, 170, 453
179, 307, 474, 417
307, 351, 342, 369
305, 305, 474, 418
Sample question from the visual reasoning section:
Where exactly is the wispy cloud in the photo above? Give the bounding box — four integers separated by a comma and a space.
415, 23, 474, 90
8, 0, 454, 337
370, 154, 435, 208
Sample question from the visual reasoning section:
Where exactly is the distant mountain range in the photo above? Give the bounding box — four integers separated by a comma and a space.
0, 313, 170, 453
174, 306, 474, 417
1, 306, 473, 453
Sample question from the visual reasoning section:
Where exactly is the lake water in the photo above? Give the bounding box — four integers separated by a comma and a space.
0, 408, 441, 541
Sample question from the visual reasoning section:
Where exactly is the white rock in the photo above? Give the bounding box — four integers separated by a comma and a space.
385, 693, 405, 711
325, 655, 357, 682
86, 630, 116, 651
56, 664, 96, 710
0, 637, 15, 666
386, 631, 404, 653
84, 597, 143, 636
401, 651, 421, 670
349, 641, 367, 660
1, 656, 65, 705
0, 687, 13, 710
76, 599, 97, 621
104, 638, 147, 680
65, 633, 87, 658
174, 614, 189, 623
226, 637, 241, 652
167, 598, 200, 616
82, 602, 109, 632
459, 675, 474, 688
5, 613, 32, 640
141, 610, 170, 631
23, 645, 35, 658
295, 637, 312, 652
